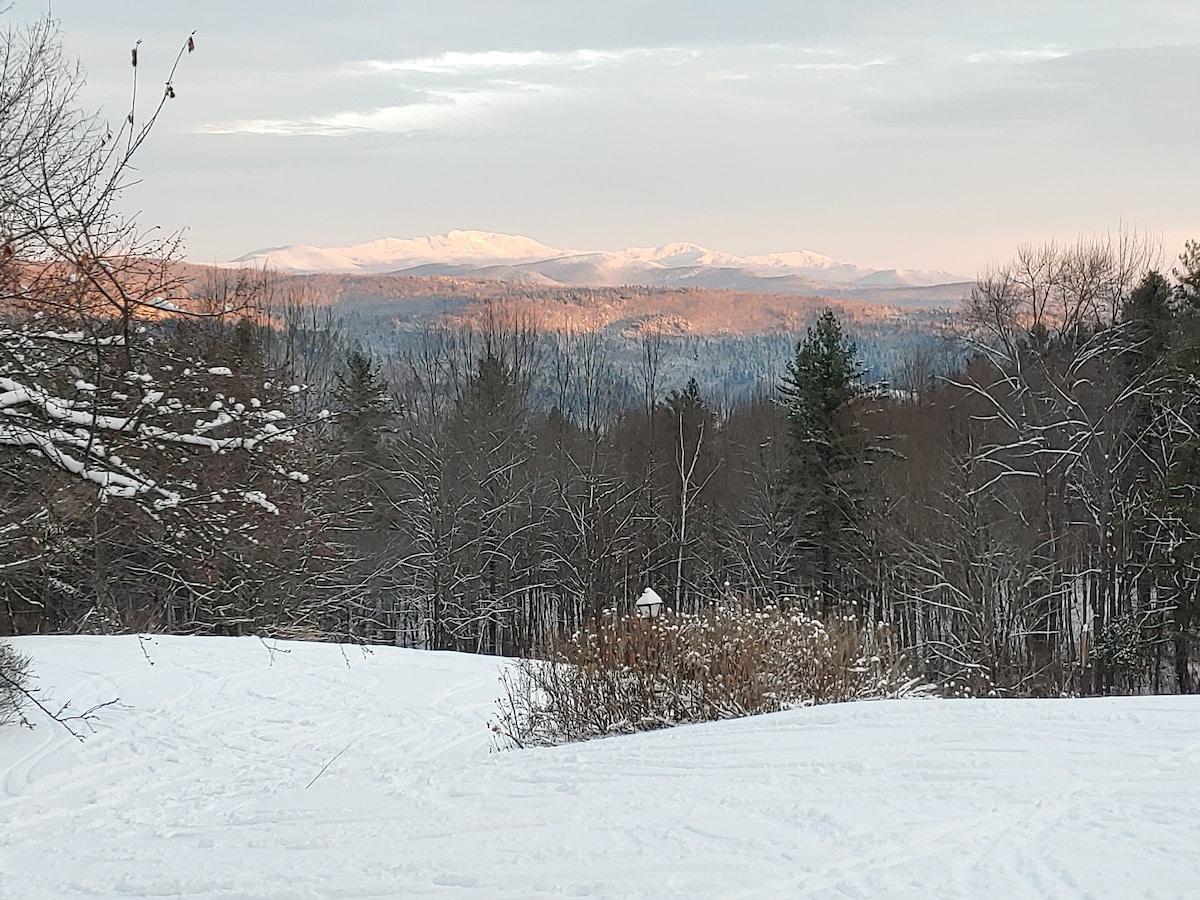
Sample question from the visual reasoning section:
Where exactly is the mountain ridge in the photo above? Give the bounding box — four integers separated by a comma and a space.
230, 230, 971, 293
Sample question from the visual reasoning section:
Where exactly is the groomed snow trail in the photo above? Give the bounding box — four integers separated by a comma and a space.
1, 636, 1198, 899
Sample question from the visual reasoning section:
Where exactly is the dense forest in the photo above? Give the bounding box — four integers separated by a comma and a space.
4, 17, 1200, 706
7, 233, 1200, 698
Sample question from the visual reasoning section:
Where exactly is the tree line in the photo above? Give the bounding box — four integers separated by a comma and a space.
4, 17, 1200, 702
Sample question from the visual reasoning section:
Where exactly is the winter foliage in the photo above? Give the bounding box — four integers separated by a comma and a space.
493, 604, 917, 747
4, 16, 1200, 897
3, 8, 1200, 777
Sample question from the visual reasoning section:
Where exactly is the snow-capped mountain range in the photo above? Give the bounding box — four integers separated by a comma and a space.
231, 230, 969, 292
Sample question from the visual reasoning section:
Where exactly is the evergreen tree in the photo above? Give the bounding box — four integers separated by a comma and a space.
1153, 248, 1200, 690
334, 348, 395, 458
1174, 239, 1200, 309
780, 310, 867, 603
446, 350, 541, 653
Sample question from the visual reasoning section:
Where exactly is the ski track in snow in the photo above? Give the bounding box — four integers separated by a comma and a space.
1, 635, 1199, 899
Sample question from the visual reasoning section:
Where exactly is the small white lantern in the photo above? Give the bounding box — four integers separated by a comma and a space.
635, 587, 663, 619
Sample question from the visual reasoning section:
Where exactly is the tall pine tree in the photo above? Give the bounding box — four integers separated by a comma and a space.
780, 310, 867, 604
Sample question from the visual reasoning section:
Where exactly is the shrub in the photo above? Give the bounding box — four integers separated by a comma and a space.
492, 604, 921, 747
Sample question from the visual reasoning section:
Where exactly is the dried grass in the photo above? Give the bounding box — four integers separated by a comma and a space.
493, 604, 921, 748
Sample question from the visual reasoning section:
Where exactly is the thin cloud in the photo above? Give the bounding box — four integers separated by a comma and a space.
778, 58, 892, 72
858, 43, 1198, 136
708, 70, 753, 82
197, 85, 560, 137
964, 48, 1071, 64
348, 47, 699, 77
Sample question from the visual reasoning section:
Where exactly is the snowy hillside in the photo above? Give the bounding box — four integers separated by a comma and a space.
3, 635, 1198, 898
232, 230, 563, 273
230, 231, 970, 290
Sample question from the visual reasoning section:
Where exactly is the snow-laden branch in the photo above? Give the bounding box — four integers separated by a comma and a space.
1, 327, 307, 509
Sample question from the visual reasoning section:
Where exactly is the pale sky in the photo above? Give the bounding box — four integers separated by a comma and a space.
10, 1, 1200, 276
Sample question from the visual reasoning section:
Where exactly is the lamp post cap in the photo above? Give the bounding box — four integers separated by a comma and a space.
635, 588, 663, 618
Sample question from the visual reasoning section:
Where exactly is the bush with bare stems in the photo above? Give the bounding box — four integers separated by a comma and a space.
492, 603, 921, 748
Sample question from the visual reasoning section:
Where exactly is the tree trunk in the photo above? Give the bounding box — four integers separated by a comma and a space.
1174, 634, 1193, 694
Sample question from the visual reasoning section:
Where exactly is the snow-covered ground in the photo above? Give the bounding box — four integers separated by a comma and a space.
2, 635, 1198, 899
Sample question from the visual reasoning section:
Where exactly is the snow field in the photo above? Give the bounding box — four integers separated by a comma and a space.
1, 635, 1198, 899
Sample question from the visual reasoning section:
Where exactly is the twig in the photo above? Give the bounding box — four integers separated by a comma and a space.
259, 635, 289, 666
0, 668, 119, 740
305, 742, 352, 789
